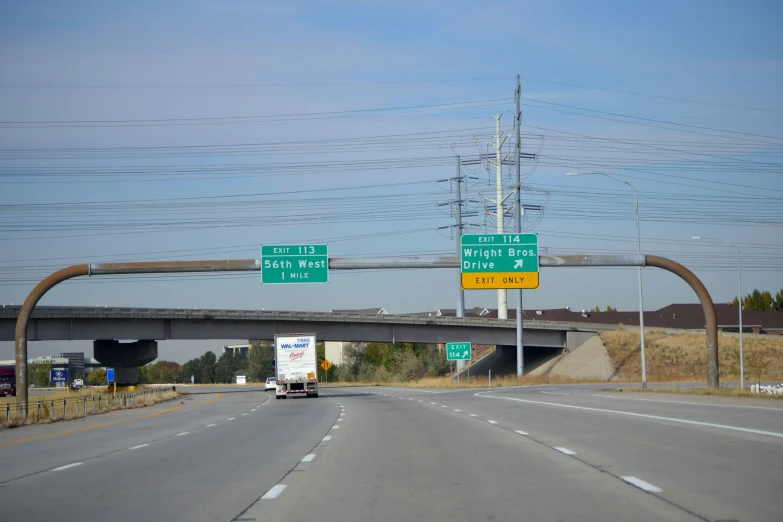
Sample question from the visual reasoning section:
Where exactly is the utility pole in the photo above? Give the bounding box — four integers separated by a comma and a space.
455, 156, 465, 319
514, 75, 524, 376
493, 113, 508, 320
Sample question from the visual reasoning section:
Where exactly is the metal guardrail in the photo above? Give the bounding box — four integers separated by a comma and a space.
2, 386, 175, 425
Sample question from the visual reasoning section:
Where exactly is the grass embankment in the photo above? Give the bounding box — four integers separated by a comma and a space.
600, 330, 783, 382
0, 388, 178, 429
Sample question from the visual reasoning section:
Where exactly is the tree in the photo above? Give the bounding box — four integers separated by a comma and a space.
248, 342, 274, 382
736, 289, 779, 311
28, 361, 53, 388
776, 289, 783, 312
605, 306, 617, 312
198, 351, 217, 384
181, 358, 201, 384
87, 368, 107, 386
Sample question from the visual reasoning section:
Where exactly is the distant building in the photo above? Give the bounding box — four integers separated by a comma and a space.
223, 344, 250, 355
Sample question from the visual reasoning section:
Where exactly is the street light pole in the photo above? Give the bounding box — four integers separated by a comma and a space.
693, 236, 743, 388
567, 172, 647, 388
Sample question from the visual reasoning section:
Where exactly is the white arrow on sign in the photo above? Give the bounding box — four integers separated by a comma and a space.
514, 259, 524, 269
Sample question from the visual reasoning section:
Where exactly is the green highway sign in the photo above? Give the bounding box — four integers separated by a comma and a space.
460, 233, 539, 290
261, 244, 328, 284
446, 342, 472, 361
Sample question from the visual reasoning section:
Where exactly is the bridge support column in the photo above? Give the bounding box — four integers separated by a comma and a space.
93, 340, 158, 385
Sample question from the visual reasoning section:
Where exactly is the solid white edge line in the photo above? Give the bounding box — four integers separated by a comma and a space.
541, 391, 570, 395
52, 462, 83, 471
621, 476, 662, 493
555, 447, 577, 455
206, 424, 216, 427
176, 432, 190, 436
261, 484, 287, 499
128, 444, 150, 450
322, 435, 332, 441
487, 420, 498, 424
475, 392, 783, 439
514, 430, 528, 435
594, 394, 783, 411
301, 454, 316, 462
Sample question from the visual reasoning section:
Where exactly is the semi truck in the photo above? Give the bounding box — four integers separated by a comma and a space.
275, 333, 318, 399
0, 365, 16, 397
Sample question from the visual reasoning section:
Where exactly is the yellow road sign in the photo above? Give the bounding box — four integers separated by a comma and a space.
320, 360, 332, 371
461, 271, 539, 290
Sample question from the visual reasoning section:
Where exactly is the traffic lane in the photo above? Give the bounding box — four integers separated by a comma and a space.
0, 394, 338, 522
485, 386, 783, 436
429, 389, 781, 522
0, 391, 270, 484
249, 390, 701, 522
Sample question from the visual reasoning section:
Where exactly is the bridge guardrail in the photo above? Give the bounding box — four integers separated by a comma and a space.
2, 386, 176, 426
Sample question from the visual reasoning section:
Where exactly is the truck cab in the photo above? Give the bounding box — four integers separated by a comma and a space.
0, 365, 16, 397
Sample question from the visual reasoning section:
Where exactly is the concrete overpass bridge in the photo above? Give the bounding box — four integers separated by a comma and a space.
0, 306, 607, 348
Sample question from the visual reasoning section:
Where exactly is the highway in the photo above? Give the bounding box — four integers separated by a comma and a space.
0, 384, 781, 521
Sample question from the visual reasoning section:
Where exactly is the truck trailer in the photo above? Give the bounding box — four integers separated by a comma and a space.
275, 333, 318, 399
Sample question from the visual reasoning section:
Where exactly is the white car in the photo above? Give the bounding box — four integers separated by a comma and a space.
265, 377, 277, 391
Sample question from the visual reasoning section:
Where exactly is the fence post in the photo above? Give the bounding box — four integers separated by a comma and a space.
63, 398, 67, 418
37, 401, 41, 419
5, 403, 9, 423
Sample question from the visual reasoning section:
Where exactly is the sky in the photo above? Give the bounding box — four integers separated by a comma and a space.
1, 0, 781, 362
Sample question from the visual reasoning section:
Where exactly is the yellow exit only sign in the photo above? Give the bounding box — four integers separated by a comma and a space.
461, 272, 539, 290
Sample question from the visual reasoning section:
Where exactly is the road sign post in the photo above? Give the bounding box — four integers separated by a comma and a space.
460, 233, 539, 289
446, 343, 471, 388
107, 368, 114, 383
320, 360, 332, 384
261, 244, 328, 284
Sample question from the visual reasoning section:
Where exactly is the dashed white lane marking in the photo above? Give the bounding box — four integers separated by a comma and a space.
301, 454, 316, 462
621, 476, 662, 493
514, 430, 528, 435
554, 447, 577, 455
418, 399, 423, 402
430, 402, 437, 405
541, 391, 570, 396
206, 424, 216, 427
487, 420, 498, 424
476, 393, 783, 439
176, 432, 190, 436
340, 413, 345, 416
128, 444, 149, 450
251, 409, 257, 411
441, 405, 448, 408
594, 394, 783, 411
227, 417, 235, 421
241, 413, 248, 416
379, 387, 440, 394
261, 484, 287, 499
331, 425, 340, 429
454, 409, 461, 412
336, 418, 343, 422
52, 463, 82, 471
322, 436, 332, 442
469, 414, 478, 417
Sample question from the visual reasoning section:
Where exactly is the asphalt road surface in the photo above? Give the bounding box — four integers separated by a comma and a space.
0, 384, 781, 521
